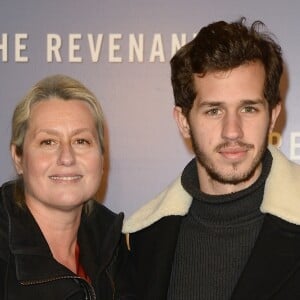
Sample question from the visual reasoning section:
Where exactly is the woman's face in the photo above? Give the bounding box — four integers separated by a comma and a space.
11, 98, 103, 212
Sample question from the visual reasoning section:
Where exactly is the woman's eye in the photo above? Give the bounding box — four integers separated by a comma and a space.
75, 139, 90, 145
40, 139, 55, 146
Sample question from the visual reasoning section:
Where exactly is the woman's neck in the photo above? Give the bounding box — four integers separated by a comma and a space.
26, 200, 82, 273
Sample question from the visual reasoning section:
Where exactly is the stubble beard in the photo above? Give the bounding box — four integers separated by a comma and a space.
190, 131, 269, 185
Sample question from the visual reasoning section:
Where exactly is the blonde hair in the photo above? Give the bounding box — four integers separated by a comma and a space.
11, 74, 105, 208
11, 74, 105, 155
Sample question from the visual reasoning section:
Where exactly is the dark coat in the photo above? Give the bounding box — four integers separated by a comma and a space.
129, 214, 300, 300
123, 146, 300, 299
0, 181, 135, 300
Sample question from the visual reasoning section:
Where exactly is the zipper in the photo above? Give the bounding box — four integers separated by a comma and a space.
106, 269, 116, 300
21, 275, 96, 300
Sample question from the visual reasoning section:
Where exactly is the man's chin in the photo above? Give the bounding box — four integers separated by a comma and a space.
208, 167, 258, 185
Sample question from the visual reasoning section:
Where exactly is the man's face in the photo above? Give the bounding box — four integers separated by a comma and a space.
174, 62, 281, 195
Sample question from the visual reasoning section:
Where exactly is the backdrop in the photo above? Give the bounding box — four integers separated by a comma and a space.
1, 0, 300, 216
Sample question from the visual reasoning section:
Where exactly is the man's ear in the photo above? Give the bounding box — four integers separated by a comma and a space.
173, 106, 191, 138
11, 144, 23, 175
269, 102, 282, 133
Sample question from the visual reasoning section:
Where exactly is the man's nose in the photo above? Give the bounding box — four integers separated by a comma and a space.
221, 113, 243, 141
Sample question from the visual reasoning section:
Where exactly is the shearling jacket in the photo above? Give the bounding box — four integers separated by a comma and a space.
0, 180, 135, 300
123, 146, 300, 299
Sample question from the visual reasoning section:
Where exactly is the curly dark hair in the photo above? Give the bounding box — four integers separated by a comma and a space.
170, 18, 283, 116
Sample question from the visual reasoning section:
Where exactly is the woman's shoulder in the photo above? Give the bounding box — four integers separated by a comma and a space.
0, 184, 10, 264
82, 200, 124, 229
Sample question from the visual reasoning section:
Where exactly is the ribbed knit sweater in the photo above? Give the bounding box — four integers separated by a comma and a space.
167, 150, 272, 300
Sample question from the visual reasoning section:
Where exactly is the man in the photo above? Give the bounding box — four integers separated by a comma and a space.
123, 18, 300, 299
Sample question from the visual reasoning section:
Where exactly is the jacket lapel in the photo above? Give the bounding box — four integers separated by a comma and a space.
232, 214, 300, 299
131, 215, 182, 300
2, 182, 75, 282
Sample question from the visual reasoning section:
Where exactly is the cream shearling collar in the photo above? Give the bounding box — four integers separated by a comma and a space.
123, 146, 300, 234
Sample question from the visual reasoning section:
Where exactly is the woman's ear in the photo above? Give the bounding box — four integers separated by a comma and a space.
11, 144, 23, 175
173, 106, 191, 138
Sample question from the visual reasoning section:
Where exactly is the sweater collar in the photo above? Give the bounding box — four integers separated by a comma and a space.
182, 151, 271, 226
123, 145, 300, 233
181, 150, 272, 204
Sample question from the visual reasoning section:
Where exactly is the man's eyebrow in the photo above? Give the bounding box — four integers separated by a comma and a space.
198, 99, 266, 107
197, 101, 223, 107
241, 99, 266, 105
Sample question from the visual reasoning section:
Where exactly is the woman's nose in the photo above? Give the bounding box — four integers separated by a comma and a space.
57, 143, 76, 166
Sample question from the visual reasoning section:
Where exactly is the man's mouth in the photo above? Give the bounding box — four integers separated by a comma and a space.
217, 143, 253, 160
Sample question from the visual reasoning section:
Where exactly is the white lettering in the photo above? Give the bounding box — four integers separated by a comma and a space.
1, 32, 196, 63
109, 34, 122, 63
171, 33, 187, 57
15, 33, 28, 62
0, 33, 8, 62
149, 34, 165, 62
88, 34, 103, 62
129, 33, 144, 62
47, 34, 62, 62
290, 132, 300, 161
69, 34, 82, 63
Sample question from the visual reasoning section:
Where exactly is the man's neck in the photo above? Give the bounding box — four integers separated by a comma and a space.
197, 164, 262, 195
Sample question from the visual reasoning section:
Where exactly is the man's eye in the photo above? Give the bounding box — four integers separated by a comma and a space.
206, 108, 221, 116
242, 106, 257, 113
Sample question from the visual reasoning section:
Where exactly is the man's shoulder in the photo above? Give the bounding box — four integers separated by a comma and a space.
268, 145, 300, 173
262, 145, 300, 225
123, 177, 192, 234
126, 214, 183, 257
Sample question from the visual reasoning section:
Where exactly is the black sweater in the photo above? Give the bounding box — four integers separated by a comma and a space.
167, 151, 272, 300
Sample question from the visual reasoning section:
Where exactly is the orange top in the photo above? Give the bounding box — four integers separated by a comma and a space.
75, 243, 91, 283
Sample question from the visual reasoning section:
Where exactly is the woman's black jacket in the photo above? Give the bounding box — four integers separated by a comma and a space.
0, 180, 135, 299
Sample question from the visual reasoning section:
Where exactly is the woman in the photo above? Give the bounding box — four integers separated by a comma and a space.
0, 75, 134, 299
